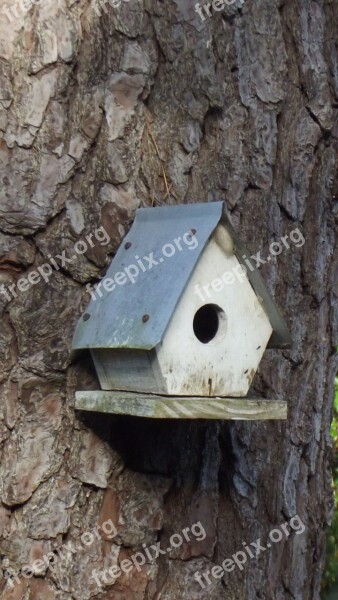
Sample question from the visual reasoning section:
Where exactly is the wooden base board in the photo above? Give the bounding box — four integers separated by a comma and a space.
75, 391, 287, 420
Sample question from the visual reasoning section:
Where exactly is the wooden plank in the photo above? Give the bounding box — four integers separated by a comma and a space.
75, 391, 287, 420
91, 348, 164, 394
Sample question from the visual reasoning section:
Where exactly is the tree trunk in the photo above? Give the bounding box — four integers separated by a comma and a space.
0, 0, 337, 599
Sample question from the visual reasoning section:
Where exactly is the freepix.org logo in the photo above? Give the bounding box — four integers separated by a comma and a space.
0, 226, 110, 302
91, 521, 206, 587
194, 515, 306, 589
86, 229, 199, 302
92, 0, 142, 18
3, 0, 44, 23
195, 0, 245, 22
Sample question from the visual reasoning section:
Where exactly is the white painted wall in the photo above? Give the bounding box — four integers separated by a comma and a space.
155, 225, 273, 396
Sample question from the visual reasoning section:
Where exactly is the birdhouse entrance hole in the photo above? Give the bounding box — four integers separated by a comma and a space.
193, 304, 226, 344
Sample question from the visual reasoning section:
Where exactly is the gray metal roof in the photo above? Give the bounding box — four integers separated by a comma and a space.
72, 202, 291, 351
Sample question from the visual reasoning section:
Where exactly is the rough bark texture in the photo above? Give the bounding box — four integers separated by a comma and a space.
0, 0, 337, 599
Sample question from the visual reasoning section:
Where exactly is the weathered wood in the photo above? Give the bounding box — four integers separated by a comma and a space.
80, 221, 276, 398
91, 348, 164, 393
155, 230, 273, 396
75, 391, 287, 420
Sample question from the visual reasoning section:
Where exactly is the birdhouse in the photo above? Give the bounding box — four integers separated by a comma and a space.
72, 202, 291, 420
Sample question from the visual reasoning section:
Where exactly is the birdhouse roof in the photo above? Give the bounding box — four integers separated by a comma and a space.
72, 202, 291, 352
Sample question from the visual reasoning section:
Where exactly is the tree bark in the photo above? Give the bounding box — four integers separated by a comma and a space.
0, 0, 337, 599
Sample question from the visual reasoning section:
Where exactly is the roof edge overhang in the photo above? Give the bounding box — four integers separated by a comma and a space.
72, 201, 224, 352
220, 205, 292, 349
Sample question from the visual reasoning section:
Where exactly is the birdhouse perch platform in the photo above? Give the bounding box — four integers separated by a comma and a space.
75, 391, 287, 420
